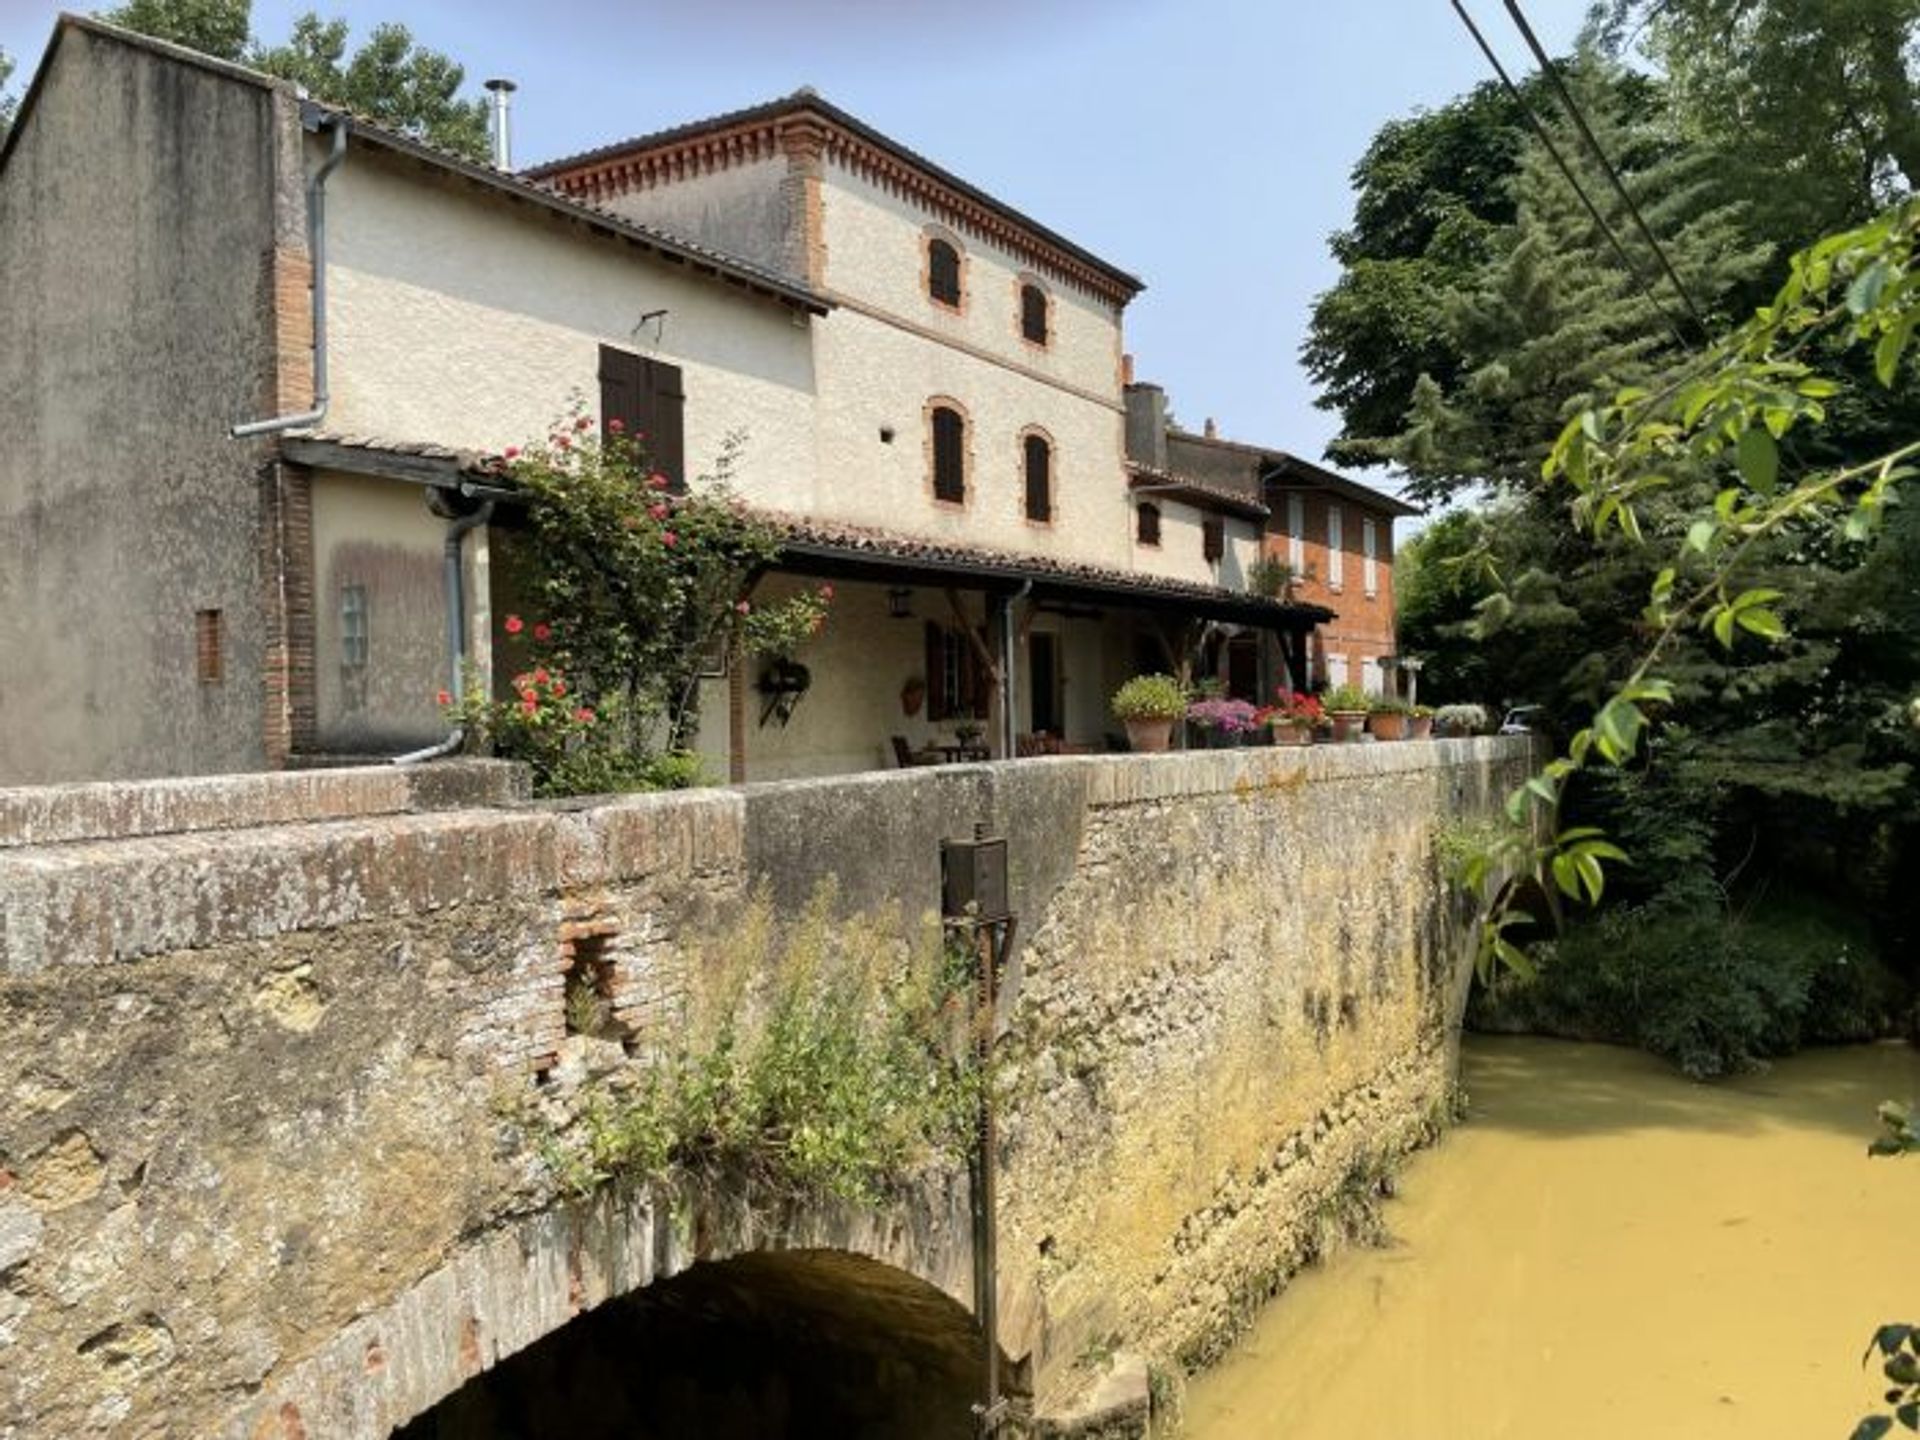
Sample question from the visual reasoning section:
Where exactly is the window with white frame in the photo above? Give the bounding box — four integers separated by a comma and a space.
1362, 517, 1378, 597
1327, 503, 1345, 588
1328, 651, 1349, 688
1287, 494, 1304, 571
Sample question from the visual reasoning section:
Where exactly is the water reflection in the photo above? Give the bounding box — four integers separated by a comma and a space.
1183, 1037, 1920, 1439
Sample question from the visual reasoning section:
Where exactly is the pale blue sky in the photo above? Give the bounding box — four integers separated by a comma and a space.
1, 0, 1594, 480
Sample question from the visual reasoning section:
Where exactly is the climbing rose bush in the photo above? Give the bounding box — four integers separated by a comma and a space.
465, 410, 831, 794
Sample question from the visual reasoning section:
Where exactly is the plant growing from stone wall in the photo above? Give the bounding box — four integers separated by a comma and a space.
529, 886, 982, 1206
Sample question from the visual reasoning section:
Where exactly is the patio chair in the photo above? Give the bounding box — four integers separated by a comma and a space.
890, 735, 937, 768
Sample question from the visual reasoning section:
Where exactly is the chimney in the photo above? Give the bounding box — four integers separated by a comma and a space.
484, 78, 517, 170
1121, 352, 1135, 385
1204, 417, 1218, 440
1123, 381, 1168, 471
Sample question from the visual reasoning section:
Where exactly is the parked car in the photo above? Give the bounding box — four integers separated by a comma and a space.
1498, 705, 1543, 735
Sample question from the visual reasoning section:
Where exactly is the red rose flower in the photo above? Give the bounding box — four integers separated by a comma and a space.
521, 688, 537, 705
533, 668, 550, 685
735, 600, 751, 615
649, 473, 670, 490
521, 698, 538, 716
820, 584, 835, 601
575, 707, 595, 724
661, 531, 678, 547
608, 418, 624, 434
552, 680, 566, 697
532, 622, 551, 642
556, 434, 572, 451
502, 446, 519, 461
574, 415, 592, 431
648, 503, 669, 520
504, 615, 525, 635
436, 689, 452, 706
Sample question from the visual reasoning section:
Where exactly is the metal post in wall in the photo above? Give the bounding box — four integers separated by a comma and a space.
941, 826, 1017, 1438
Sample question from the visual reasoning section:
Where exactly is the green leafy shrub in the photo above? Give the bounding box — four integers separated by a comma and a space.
1368, 695, 1412, 716
1111, 673, 1189, 721
1470, 884, 1905, 1078
1324, 683, 1370, 712
545, 888, 981, 1205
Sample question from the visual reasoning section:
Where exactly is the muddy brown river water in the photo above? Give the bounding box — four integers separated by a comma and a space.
1182, 1035, 1920, 1439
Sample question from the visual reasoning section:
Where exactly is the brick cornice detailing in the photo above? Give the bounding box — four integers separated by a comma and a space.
545, 114, 1135, 307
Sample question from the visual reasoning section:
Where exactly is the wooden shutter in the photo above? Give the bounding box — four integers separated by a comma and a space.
1021, 284, 1048, 344
928, 239, 961, 305
1203, 517, 1225, 563
1024, 434, 1051, 522
932, 407, 965, 503
598, 347, 685, 490
1137, 502, 1161, 546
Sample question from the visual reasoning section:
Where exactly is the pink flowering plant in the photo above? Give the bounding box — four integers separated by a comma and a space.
455, 408, 832, 794
1184, 696, 1263, 735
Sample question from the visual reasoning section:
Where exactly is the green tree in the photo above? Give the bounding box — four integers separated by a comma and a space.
253, 14, 487, 161
99, 0, 489, 161
0, 48, 17, 145
1602, 0, 1920, 251
101, 0, 249, 59
1302, 78, 1531, 467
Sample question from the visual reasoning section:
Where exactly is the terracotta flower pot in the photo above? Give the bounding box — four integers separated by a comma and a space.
1369, 711, 1411, 741
1270, 720, 1312, 746
1124, 717, 1176, 753
1409, 714, 1433, 740
1329, 711, 1368, 743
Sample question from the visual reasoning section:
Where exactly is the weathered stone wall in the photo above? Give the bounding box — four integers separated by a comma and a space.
0, 740, 1528, 1437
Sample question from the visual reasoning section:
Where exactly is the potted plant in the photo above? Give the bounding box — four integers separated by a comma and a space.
1112, 673, 1188, 753
1434, 703, 1490, 738
1186, 696, 1262, 747
1323, 683, 1370, 742
1408, 704, 1434, 740
1260, 689, 1323, 746
1368, 695, 1413, 741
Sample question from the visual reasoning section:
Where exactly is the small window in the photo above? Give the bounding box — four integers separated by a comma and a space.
1020, 283, 1049, 345
931, 404, 966, 504
1136, 502, 1162, 547
1202, 516, 1225, 564
1023, 433, 1052, 523
928, 238, 962, 307
196, 609, 223, 685
341, 584, 369, 669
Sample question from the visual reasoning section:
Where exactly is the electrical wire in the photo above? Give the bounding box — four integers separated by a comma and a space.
1501, 0, 1713, 339
1447, 0, 1696, 350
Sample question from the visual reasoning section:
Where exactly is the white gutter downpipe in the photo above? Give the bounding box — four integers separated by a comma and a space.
392, 500, 495, 766
232, 112, 349, 439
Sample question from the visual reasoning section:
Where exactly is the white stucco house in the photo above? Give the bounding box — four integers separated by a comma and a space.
0, 16, 1345, 786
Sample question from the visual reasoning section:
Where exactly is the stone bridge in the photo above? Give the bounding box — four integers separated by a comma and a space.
0, 740, 1531, 1438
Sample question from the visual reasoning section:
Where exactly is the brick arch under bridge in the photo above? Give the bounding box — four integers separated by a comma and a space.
219, 1174, 1025, 1440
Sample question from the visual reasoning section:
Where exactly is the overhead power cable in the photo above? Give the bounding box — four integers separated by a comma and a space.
1500, 0, 1713, 339
1447, 0, 1696, 351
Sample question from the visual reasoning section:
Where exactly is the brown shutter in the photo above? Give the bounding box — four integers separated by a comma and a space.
1021, 284, 1048, 344
1203, 517, 1224, 563
643, 358, 686, 491
1024, 435, 1051, 522
597, 348, 684, 490
597, 345, 645, 441
926, 621, 948, 720
932, 407, 965, 503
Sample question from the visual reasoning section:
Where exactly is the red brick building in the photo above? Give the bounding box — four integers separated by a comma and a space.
1127, 379, 1419, 697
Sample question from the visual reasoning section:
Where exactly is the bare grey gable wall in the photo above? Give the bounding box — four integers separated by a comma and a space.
0, 27, 288, 782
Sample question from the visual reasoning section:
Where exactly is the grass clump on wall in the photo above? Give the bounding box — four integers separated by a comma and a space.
542, 886, 983, 1206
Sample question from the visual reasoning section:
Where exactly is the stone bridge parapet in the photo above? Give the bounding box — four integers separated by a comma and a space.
0, 739, 1532, 1437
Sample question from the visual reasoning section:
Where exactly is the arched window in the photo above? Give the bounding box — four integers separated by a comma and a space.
1023, 433, 1053, 523
930, 404, 967, 504
927, 238, 962, 307
1136, 502, 1162, 547
1020, 282, 1049, 345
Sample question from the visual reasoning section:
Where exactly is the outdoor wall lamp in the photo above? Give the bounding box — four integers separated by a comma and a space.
887, 587, 914, 619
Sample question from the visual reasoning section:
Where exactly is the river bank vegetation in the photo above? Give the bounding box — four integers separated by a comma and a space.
1309, 2, 1920, 1075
